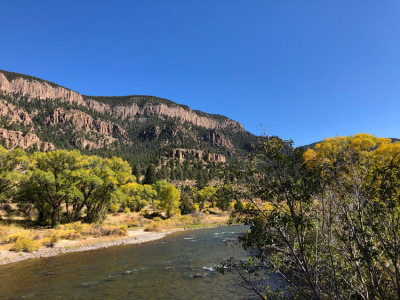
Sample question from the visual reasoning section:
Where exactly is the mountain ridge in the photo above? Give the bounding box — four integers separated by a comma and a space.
0, 69, 257, 179
0, 69, 244, 131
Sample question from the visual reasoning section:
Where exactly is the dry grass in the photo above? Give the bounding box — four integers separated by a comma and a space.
0, 211, 230, 252
0, 222, 128, 252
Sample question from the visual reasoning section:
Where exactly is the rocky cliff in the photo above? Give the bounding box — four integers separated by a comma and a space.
203, 131, 233, 148
44, 108, 130, 142
86, 98, 244, 131
0, 99, 33, 125
0, 70, 244, 132
0, 72, 86, 107
172, 148, 226, 163
0, 128, 54, 151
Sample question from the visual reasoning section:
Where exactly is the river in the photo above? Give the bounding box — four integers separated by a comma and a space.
0, 226, 256, 299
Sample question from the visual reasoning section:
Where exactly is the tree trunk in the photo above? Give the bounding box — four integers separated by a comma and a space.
51, 206, 59, 228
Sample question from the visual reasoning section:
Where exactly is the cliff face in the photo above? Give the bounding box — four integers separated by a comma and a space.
0, 73, 86, 107
86, 99, 244, 131
203, 131, 233, 148
0, 128, 54, 151
0, 99, 33, 125
44, 108, 129, 142
172, 148, 226, 163
0, 71, 245, 132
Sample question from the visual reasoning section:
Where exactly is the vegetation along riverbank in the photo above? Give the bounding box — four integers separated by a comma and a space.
0, 144, 240, 266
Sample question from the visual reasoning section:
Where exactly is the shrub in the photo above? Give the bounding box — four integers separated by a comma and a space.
144, 220, 161, 232
42, 235, 59, 248
3, 232, 28, 244
54, 229, 81, 240
11, 235, 39, 252
68, 222, 84, 232
192, 216, 202, 225
123, 216, 141, 228
82, 224, 128, 237
109, 203, 120, 213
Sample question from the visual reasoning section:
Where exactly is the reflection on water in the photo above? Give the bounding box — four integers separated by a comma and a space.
0, 226, 255, 299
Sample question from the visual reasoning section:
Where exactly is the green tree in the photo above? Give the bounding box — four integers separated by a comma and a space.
179, 191, 195, 214
85, 156, 134, 223
195, 170, 208, 189
18, 150, 82, 227
132, 164, 141, 181
198, 186, 217, 210
215, 184, 235, 211
0, 146, 28, 205
143, 164, 157, 185
158, 184, 180, 218
120, 182, 157, 212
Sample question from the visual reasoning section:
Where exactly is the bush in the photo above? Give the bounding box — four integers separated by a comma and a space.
54, 229, 81, 240
109, 203, 120, 213
123, 216, 141, 228
3, 232, 28, 244
42, 235, 59, 248
11, 235, 39, 252
82, 224, 128, 237
144, 220, 161, 232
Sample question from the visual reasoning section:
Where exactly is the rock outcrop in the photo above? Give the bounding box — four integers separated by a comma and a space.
72, 138, 102, 150
0, 99, 33, 125
86, 99, 244, 131
0, 128, 54, 151
203, 131, 233, 148
172, 148, 226, 163
0, 73, 86, 107
44, 108, 129, 142
141, 124, 191, 141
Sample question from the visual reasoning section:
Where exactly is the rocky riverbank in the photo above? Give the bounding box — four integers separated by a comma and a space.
0, 229, 175, 266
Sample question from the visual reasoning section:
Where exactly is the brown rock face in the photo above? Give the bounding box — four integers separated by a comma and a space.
86, 99, 245, 131
72, 138, 101, 150
172, 148, 226, 163
0, 128, 54, 151
0, 73, 86, 107
203, 131, 233, 148
0, 99, 33, 125
0, 71, 245, 133
44, 108, 129, 142
141, 124, 190, 141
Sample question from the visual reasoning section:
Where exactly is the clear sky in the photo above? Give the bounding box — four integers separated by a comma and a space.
1, 1, 399, 146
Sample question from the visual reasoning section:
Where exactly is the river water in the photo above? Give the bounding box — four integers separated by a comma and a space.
0, 226, 256, 299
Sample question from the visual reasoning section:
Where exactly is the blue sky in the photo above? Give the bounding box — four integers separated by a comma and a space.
1, 1, 399, 146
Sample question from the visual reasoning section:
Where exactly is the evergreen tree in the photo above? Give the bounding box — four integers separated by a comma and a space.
179, 192, 195, 214
143, 164, 157, 185
132, 164, 141, 181
195, 170, 208, 189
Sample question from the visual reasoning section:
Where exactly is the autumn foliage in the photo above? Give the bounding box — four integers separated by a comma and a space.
228, 134, 400, 299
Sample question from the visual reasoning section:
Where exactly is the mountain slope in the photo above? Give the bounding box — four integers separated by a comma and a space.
0, 70, 257, 175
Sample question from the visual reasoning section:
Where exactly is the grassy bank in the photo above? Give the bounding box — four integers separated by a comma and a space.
0, 212, 231, 265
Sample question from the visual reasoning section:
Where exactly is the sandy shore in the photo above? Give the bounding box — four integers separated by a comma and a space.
0, 229, 179, 266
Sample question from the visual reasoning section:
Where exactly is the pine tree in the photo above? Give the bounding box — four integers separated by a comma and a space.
132, 164, 141, 181
143, 165, 157, 185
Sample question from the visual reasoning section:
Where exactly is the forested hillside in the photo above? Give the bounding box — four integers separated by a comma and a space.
0, 70, 257, 181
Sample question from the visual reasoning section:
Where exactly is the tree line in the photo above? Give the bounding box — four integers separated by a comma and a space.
0, 146, 237, 228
